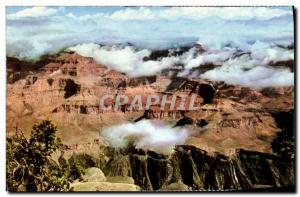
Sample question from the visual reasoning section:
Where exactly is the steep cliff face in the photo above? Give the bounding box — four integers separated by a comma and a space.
64, 145, 294, 191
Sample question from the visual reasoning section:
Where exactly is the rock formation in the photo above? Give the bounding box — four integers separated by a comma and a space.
6, 49, 295, 191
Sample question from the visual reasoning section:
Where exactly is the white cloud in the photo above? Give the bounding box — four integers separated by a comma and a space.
110, 7, 156, 20
7, 6, 61, 19
68, 43, 179, 77
200, 53, 294, 88
249, 41, 294, 64
101, 120, 190, 154
179, 41, 294, 88
106, 7, 292, 21
68, 42, 294, 88
6, 7, 294, 60
183, 48, 236, 69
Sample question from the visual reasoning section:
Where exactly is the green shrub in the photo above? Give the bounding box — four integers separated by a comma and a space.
6, 120, 82, 192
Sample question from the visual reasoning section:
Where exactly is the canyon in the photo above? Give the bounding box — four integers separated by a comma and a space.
6, 47, 295, 191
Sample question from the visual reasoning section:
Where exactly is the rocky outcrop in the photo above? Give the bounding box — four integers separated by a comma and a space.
129, 76, 157, 86
168, 79, 215, 104
143, 44, 204, 61
62, 145, 295, 191
64, 145, 294, 191
6, 56, 51, 84
269, 60, 294, 72
191, 63, 221, 74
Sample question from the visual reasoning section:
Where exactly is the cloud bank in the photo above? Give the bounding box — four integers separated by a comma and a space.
101, 120, 190, 154
185, 41, 294, 88
6, 6, 294, 60
102, 7, 292, 21
200, 54, 294, 88
6, 6, 294, 88
68, 43, 179, 77
68, 41, 294, 88
7, 6, 292, 21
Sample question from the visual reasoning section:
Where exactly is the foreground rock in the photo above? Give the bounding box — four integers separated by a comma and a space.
159, 182, 191, 191
70, 167, 140, 191
106, 176, 135, 184
70, 182, 140, 191
81, 167, 106, 182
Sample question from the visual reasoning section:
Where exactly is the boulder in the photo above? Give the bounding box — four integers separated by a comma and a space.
159, 182, 191, 191
82, 167, 106, 182
70, 182, 140, 191
106, 176, 135, 184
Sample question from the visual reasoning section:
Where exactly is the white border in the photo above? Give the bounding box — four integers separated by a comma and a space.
0, 1, 298, 197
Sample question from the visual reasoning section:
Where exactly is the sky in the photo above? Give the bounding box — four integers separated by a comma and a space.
6, 6, 129, 16
5, 6, 294, 88
6, 6, 294, 59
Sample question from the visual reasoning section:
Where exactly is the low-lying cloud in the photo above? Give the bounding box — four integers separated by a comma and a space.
201, 54, 294, 88
68, 43, 179, 77
68, 41, 294, 88
101, 120, 190, 154
196, 41, 294, 88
